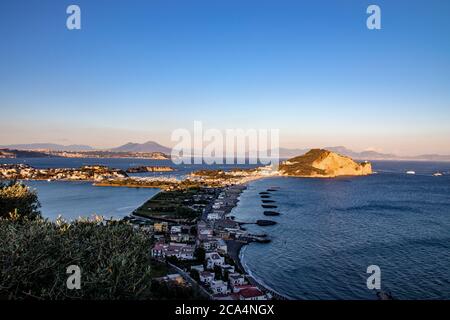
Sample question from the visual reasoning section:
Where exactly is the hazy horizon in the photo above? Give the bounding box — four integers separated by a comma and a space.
2, 138, 450, 157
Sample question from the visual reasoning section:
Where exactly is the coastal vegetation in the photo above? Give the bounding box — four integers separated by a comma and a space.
134, 188, 212, 221
0, 181, 201, 300
0, 216, 155, 299
0, 181, 41, 219
191, 168, 257, 180
95, 177, 206, 190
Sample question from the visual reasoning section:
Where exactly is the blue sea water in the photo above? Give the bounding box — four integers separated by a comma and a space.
0, 157, 258, 179
1, 157, 257, 220
2, 158, 450, 299
24, 180, 160, 221
231, 161, 450, 300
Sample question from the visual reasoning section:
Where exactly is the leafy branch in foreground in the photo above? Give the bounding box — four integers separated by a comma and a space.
0, 216, 158, 299
0, 181, 204, 300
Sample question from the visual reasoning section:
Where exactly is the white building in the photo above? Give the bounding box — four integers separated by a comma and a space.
151, 243, 195, 260
216, 239, 228, 254
221, 264, 235, 275
207, 213, 220, 221
228, 273, 246, 287
199, 271, 215, 285
206, 252, 225, 269
191, 265, 204, 273
210, 280, 228, 295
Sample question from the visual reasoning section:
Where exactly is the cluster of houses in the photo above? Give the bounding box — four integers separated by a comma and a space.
190, 253, 268, 300
206, 187, 242, 221
193, 219, 269, 300
151, 242, 195, 260
0, 163, 127, 181
148, 185, 271, 301
151, 223, 197, 260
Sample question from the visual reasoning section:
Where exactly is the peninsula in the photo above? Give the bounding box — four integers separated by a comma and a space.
279, 149, 372, 178
0, 148, 169, 160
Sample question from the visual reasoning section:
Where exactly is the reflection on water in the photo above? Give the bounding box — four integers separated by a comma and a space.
231, 161, 450, 300
24, 180, 159, 221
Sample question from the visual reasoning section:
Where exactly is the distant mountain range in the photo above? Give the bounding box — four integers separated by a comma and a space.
1, 142, 450, 161
277, 146, 397, 160
278, 146, 450, 161
0, 143, 94, 152
279, 146, 397, 160
109, 141, 172, 154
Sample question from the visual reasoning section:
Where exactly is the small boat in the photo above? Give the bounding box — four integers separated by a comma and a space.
259, 192, 270, 195
406, 171, 416, 175
256, 220, 277, 226
263, 211, 280, 216
255, 238, 271, 243
267, 189, 278, 192
260, 195, 271, 199
262, 200, 276, 203
433, 172, 443, 176
262, 204, 277, 209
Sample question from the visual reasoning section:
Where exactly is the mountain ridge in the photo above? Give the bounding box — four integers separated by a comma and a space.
0, 143, 94, 152
109, 141, 171, 154
2, 142, 450, 161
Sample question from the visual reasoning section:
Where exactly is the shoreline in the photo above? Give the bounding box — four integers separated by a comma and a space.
238, 244, 291, 300
226, 239, 290, 300
224, 180, 290, 300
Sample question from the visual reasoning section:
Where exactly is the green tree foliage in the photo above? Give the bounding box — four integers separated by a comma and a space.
150, 279, 203, 300
0, 216, 164, 300
0, 181, 41, 219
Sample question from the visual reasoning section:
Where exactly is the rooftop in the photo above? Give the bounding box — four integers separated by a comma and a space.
239, 287, 265, 298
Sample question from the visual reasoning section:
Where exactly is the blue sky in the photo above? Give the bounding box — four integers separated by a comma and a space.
0, 0, 449, 155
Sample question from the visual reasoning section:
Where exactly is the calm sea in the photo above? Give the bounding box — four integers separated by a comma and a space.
2, 158, 449, 299
231, 161, 450, 299
1, 157, 257, 220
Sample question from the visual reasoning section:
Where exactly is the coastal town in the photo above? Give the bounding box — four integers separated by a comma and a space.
127, 183, 283, 300
0, 148, 169, 160
0, 164, 129, 181
0, 149, 376, 301
0, 164, 173, 182
0, 161, 283, 300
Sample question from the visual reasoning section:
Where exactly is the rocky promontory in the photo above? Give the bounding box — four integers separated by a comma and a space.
279, 149, 372, 178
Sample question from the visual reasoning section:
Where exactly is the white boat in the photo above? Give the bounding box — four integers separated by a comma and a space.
433, 172, 443, 176
406, 171, 416, 175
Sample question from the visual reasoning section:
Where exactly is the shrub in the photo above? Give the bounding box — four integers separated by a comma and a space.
0, 216, 157, 299
0, 181, 41, 220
